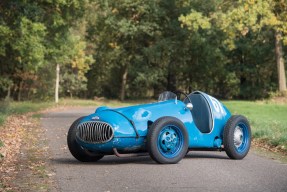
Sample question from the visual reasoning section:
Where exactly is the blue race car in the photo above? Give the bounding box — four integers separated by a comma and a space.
67, 91, 251, 164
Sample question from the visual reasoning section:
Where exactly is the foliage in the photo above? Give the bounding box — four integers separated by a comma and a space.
0, 0, 90, 101
86, 0, 164, 99
0, 0, 287, 100
179, 0, 286, 99
57, 33, 93, 98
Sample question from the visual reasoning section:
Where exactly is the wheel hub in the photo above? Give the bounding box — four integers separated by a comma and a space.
159, 127, 179, 152
234, 126, 243, 148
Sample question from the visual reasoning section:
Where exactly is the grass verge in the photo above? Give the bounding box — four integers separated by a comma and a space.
0, 100, 54, 126
252, 145, 287, 164
224, 100, 287, 154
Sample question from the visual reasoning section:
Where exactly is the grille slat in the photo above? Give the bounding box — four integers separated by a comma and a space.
89, 122, 92, 142
104, 124, 108, 141
86, 123, 89, 141
103, 124, 107, 139
92, 123, 96, 142
76, 121, 114, 143
96, 122, 99, 141
96, 123, 99, 141
100, 124, 103, 141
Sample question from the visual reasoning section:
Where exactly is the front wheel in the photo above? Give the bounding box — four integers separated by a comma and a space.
147, 117, 188, 164
223, 115, 251, 159
67, 116, 104, 162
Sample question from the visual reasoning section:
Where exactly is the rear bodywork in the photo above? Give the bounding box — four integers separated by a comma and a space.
75, 91, 231, 154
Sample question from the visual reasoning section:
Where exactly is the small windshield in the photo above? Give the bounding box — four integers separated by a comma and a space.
158, 91, 177, 102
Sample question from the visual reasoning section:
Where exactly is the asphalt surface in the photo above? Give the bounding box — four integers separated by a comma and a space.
42, 107, 287, 192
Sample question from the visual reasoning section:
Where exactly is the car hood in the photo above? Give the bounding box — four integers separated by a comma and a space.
85, 100, 189, 137
112, 100, 185, 122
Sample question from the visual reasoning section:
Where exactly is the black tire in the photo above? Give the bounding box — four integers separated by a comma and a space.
223, 115, 251, 160
147, 117, 189, 164
67, 116, 104, 162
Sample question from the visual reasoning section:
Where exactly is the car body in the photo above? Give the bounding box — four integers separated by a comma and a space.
67, 91, 251, 164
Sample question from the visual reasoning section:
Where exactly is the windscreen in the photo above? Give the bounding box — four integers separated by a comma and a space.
158, 91, 177, 102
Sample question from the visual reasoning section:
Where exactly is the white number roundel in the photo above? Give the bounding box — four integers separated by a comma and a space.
208, 96, 224, 114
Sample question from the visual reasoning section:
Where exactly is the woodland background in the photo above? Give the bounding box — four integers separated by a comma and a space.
1, 0, 287, 102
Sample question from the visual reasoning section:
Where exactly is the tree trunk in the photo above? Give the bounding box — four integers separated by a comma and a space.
275, 31, 287, 92
5, 84, 11, 100
167, 62, 176, 91
17, 80, 23, 101
55, 64, 60, 103
120, 66, 128, 101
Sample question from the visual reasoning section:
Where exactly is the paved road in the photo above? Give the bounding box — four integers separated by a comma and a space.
42, 107, 287, 192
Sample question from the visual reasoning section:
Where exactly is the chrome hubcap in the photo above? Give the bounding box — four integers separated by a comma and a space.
234, 126, 243, 148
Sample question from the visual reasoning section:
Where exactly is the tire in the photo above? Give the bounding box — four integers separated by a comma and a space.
147, 117, 188, 164
223, 115, 251, 160
67, 116, 104, 162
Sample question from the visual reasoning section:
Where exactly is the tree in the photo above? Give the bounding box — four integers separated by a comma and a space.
60, 35, 93, 98
1, 0, 286, 101
178, 1, 241, 98
219, 0, 287, 93
87, 0, 162, 100
0, 1, 46, 100
180, 0, 287, 97
0, 0, 90, 101
13, 17, 46, 100
39, 0, 89, 102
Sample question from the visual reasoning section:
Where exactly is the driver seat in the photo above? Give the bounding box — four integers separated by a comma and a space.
188, 93, 213, 133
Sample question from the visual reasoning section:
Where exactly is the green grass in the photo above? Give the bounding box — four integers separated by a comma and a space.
9, 101, 54, 115
0, 100, 54, 126
223, 101, 287, 151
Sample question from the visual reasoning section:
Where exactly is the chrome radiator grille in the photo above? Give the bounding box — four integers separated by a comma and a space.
76, 121, 114, 143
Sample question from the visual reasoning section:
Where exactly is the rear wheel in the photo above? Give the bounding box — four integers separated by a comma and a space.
67, 116, 104, 162
223, 115, 251, 159
147, 117, 188, 164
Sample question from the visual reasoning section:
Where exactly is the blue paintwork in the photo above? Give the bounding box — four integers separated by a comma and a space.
76, 91, 232, 153
158, 125, 184, 158
76, 137, 146, 153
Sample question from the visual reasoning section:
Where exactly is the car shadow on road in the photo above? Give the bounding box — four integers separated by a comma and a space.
185, 152, 229, 160
50, 155, 157, 165
50, 152, 229, 166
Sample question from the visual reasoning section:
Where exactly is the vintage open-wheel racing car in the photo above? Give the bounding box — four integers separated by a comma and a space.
67, 91, 251, 164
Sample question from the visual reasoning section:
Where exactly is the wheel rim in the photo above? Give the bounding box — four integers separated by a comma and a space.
157, 125, 184, 158
233, 123, 249, 153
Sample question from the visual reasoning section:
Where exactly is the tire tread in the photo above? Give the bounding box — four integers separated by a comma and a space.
67, 116, 104, 162
223, 115, 251, 160
147, 116, 188, 164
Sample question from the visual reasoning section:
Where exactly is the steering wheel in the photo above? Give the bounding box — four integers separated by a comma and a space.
174, 90, 192, 104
